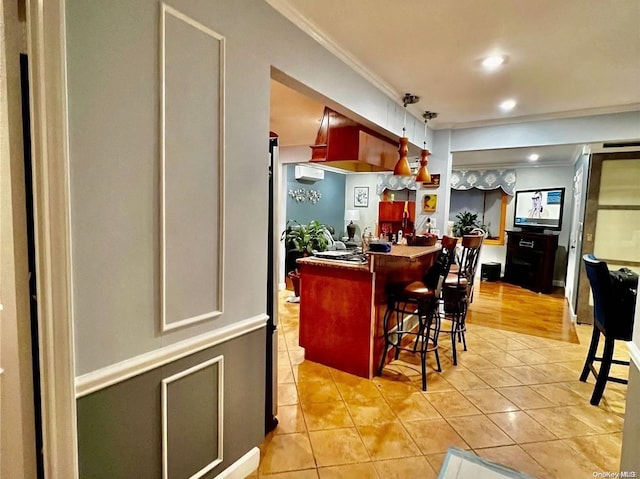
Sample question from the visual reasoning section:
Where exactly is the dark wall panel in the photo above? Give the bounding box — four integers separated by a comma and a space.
77, 328, 265, 479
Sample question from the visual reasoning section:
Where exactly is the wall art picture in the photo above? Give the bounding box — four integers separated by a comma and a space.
423, 194, 438, 213
354, 186, 369, 207
421, 173, 441, 188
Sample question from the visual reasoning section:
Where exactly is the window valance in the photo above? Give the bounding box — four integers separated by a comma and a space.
450, 169, 517, 196
376, 175, 418, 195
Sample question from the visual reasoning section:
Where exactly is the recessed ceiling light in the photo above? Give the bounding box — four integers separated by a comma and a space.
500, 99, 516, 111
482, 55, 505, 70
528, 153, 540, 161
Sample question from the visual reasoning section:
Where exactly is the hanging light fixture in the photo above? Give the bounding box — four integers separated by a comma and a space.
415, 111, 438, 183
394, 93, 419, 176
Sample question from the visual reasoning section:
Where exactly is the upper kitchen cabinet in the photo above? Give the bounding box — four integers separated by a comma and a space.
310, 107, 398, 173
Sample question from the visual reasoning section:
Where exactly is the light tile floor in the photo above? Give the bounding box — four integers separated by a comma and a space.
250, 292, 629, 479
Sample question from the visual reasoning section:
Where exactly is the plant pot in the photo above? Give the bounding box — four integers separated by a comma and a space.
287, 270, 301, 297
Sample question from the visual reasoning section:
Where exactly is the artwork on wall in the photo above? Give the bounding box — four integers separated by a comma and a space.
423, 194, 438, 212
421, 174, 441, 189
354, 186, 369, 207
289, 188, 322, 204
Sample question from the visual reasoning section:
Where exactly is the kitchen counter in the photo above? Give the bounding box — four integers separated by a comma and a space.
296, 243, 441, 378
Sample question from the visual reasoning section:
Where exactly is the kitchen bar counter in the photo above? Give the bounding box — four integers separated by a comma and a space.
297, 244, 441, 378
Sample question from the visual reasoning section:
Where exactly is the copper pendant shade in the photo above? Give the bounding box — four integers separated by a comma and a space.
416, 110, 438, 182
415, 148, 431, 182
394, 137, 412, 176
393, 93, 419, 177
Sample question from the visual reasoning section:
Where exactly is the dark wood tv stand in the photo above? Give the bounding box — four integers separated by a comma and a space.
504, 230, 559, 293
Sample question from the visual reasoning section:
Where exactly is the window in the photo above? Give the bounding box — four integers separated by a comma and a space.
449, 189, 507, 245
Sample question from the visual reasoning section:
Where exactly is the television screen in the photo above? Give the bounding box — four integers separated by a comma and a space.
513, 187, 565, 230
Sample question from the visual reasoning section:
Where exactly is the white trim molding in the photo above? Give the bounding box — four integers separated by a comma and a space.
214, 447, 260, 479
76, 314, 267, 397
630, 342, 640, 370
26, 0, 79, 477
162, 355, 224, 479
160, 3, 226, 332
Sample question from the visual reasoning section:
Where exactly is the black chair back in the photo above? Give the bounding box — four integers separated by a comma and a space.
583, 254, 635, 340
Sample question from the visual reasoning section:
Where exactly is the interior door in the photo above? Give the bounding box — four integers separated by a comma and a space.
565, 167, 584, 314
265, 136, 279, 433
577, 152, 640, 324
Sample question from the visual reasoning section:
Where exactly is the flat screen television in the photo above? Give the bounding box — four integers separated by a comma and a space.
513, 187, 565, 231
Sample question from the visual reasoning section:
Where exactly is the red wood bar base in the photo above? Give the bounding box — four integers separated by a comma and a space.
297, 245, 440, 379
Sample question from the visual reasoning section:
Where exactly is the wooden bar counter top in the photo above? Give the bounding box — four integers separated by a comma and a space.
296, 244, 441, 379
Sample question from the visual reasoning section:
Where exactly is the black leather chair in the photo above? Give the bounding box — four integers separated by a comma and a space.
580, 254, 637, 405
440, 234, 484, 365
378, 236, 458, 390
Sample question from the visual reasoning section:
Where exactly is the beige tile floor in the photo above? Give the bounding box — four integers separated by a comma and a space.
250, 292, 629, 479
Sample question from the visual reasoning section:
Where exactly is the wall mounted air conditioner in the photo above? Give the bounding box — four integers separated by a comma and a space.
295, 165, 324, 182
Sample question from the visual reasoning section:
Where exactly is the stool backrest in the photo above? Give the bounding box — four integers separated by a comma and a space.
583, 254, 636, 339
423, 235, 459, 292
451, 235, 484, 289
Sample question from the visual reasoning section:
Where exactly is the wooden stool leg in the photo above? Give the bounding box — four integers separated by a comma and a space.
591, 336, 615, 406
580, 326, 600, 382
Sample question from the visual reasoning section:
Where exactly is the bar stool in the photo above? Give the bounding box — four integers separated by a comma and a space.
440, 234, 484, 365
580, 254, 637, 405
378, 236, 458, 390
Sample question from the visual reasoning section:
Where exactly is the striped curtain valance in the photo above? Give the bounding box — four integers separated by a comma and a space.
450, 169, 517, 195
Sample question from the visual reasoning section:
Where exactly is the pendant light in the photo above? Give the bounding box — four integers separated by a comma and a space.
394, 93, 419, 176
415, 111, 438, 183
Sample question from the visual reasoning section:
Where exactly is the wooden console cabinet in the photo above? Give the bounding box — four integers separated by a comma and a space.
504, 230, 559, 293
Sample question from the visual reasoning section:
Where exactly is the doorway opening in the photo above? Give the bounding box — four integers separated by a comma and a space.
20, 52, 45, 479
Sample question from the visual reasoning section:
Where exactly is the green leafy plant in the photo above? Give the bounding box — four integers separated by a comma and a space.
281, 220, 332, 276
452, 211, 480, 237
281, 220, 331, 255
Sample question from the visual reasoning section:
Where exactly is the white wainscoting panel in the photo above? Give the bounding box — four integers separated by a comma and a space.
162, 355, 224, 479
160, 3, 226, 332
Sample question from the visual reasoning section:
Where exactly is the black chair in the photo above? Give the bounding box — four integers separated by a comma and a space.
440, 234, 484, 365
580, 254, 637, 405
378, 235, 459, 391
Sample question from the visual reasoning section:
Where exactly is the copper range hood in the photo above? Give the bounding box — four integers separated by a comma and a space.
309, 107, 400, 173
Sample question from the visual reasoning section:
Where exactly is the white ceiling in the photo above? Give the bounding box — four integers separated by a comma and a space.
268, 0, 640, 168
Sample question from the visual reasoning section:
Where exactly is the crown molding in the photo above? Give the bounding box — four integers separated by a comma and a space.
437, 103, 640, 131
266, 0, 407, 109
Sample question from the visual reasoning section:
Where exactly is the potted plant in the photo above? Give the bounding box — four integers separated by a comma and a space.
282, 220, 331, 255
452, 211, 480, 237
281, 220, 331, 297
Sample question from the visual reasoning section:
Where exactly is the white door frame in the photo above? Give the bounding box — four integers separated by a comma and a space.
565, 166, 584, 320
26, 0, 78, 477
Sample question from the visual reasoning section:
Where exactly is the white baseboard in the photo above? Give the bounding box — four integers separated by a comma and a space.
214, 447, 259, 479
630, 342, 640, 370
567, 299, 577, 323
